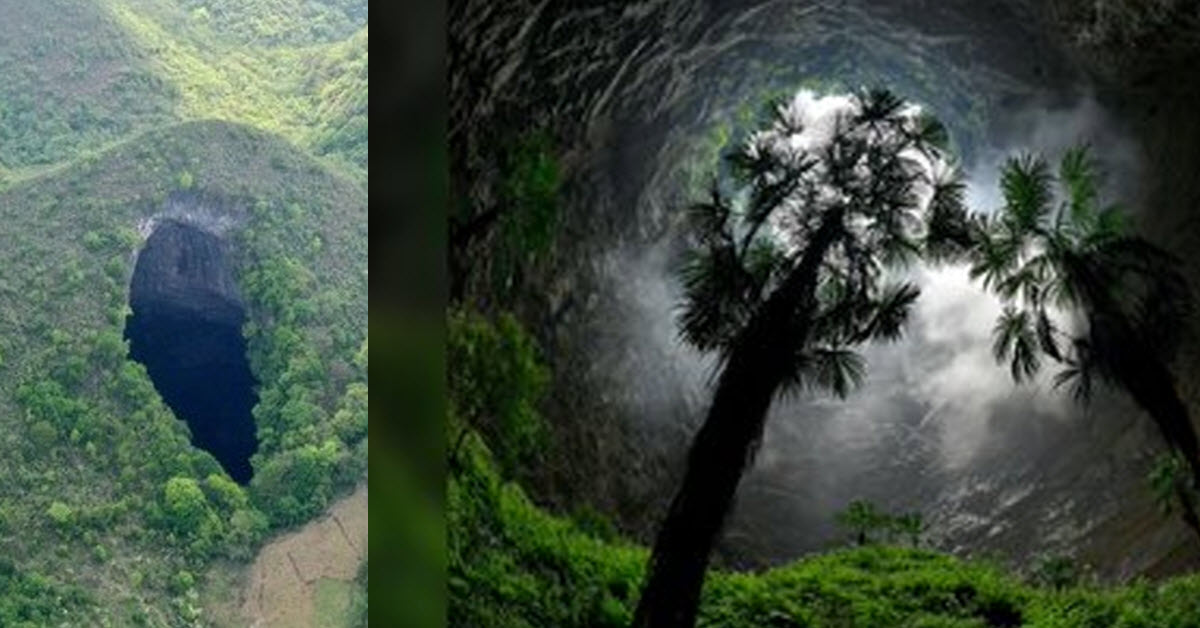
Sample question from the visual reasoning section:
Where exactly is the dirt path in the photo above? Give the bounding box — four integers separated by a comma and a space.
234, 484, 368, 627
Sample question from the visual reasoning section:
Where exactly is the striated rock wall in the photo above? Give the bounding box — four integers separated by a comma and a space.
451, 0, 1200, 578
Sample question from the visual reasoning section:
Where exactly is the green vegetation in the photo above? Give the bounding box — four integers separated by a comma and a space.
451, 129, 562, 302
836, 500, 927, 547
636, 88, 961, 625
0, 560, 92, 627
449, 390, 646, 628
140, 0, 365, 47
0, 0, 367, 182
962, 146, 1200, 537
0, 119, 365, 624
237, 191, 369, 528
108, 0, 368, 180
0, 1, 367, 622
448, 310, 1200, 627
348, 559, 368, 627
447, 309, 549, 478
0, 0, 176, 171
315, 577, 360, 627
1150, 453, 1196, 516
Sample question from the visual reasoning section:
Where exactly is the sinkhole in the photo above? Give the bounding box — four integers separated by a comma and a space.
124, 220, 258, 484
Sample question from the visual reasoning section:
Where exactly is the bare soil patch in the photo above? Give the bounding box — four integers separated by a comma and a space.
207, 483, 368, 627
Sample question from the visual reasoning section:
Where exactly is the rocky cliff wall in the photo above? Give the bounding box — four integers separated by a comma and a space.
130, 219, 245, 327
450, 0, 1200, 577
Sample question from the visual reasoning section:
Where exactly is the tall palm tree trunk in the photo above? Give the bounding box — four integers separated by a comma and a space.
1118, 351, 1200, 489
630, 347, 790, 627
632, 213, 843, 627
1117, 350, 1200, 539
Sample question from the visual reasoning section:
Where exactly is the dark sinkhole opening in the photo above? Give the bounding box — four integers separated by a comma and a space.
124, 220, 258, 484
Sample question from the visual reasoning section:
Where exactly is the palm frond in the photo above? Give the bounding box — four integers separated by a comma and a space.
1088, 203, 1126, 245
911, 112, 949, 152
863, 281, 921, 343
677, 245, 749, 352
686, 180, 735, 245
923, 169, 971, 262
993, 306, 1041, 382
1059, 144, 1100, 225
1036, 309, 1062, 361
743, 238, 788, 299
856, 88, 905, 126
968, 228, 1020, 291
804, 346, 866, 399
995, 266, 1041, 304
878, 231, 922, 268
1050, 246, 1113, 314
1000, 154, 1053, 233
770, 95, 805, 136
740, 159, 814, 252
726, 139, 777, 185
1052, 338, 1095, 403
1052, 363, 1093, 403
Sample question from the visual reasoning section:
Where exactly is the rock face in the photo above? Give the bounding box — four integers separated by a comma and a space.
452, 0, 1200, 578
125, 220, 257, 483
130, 220, 246, 326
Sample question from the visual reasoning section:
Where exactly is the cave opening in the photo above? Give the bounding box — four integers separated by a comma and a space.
124, 220, 258, 484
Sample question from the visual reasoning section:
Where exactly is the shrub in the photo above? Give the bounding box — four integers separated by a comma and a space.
447, 309, 548, 478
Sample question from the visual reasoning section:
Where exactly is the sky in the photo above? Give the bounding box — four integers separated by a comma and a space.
609, 86, 1151, 561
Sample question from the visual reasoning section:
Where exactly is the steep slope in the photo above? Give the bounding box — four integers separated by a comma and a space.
449, 0, 1200, 579
0, 0, 177, 172
0, 0, 367, 185
450, 407, 1200, 627
103, 0, 369, 179
0, 119, 367, 625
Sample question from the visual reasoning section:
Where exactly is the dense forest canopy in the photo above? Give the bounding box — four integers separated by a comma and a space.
0, 1, 367, 625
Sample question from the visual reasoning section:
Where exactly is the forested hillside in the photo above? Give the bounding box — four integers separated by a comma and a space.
0, 0, 366, 183
0, 2, 367, 625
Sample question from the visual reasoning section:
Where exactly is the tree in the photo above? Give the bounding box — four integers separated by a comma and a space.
892, 512, 926, 547
163, 476, 211, 535
333, 381, 369, 444
446, 309, 548, 477
202, 473, 249, 512
965, 146, 1200, 537
835, 500, 888, 546
632, 88, 964, 627
46, 502, 73, 528
250, 441, 342, 526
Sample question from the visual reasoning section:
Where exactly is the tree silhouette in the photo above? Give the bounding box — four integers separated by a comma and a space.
632, 88, 964, 627
966, 145, 1200, 537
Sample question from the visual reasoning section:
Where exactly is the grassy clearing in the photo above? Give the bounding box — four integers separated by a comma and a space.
314, 578, 356, 627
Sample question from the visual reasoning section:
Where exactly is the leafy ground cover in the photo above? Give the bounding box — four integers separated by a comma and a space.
449, 312, 1200, 628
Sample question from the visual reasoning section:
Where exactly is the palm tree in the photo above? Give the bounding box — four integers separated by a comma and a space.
631, 88, 964, 627
966, 145, 1200, 536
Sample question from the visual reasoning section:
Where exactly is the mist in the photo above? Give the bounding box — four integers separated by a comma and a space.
606, 90, 1160, 567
